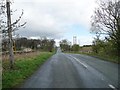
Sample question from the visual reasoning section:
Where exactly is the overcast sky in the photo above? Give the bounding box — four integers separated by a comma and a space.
11, 0, 97, 46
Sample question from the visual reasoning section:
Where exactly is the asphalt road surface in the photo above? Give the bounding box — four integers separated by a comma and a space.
21, 48, 119, 89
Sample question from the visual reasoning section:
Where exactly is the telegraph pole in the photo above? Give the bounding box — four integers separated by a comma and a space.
6, 0, 14, 69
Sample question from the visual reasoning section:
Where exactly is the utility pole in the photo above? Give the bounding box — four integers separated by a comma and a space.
6, 0, 14, 69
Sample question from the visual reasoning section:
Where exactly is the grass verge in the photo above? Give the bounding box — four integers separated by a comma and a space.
2, 52, 54, 88
81, 52, 119, 64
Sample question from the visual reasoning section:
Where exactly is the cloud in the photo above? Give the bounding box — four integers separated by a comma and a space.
78, 36, 94, 46
11, 0, 97, 44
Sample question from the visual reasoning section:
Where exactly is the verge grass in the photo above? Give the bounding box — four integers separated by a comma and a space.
2, 52, 54, 88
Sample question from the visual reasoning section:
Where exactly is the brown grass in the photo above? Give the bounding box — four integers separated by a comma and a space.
2, 51, 40, 61
2, 51, 41, 70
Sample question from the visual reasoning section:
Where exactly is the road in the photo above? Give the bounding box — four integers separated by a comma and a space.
21, 48, 119, 89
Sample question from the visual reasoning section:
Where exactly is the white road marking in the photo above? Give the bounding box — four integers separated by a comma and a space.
108, 84, 116, 90
65, 54, 117, 89
69, 55, 87, 68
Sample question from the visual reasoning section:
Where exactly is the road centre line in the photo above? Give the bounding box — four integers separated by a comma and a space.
69, 55, 117, 89
68, 55, 88, 69
108, 84, 116, 90
64, 54, 117, 89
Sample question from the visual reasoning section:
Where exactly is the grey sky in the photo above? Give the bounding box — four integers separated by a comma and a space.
11, 0, 97, 46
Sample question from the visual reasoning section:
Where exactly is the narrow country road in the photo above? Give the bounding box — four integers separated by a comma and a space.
21, 48, 119, 89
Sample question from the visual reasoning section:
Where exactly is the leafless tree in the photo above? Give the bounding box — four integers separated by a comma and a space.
0, 0, 26, 69
0, 0, 5, 33
91, 0, 120, 56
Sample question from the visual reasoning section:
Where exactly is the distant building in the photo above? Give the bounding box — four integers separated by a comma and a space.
23, 48, 32, 52
73, 36, 77, 45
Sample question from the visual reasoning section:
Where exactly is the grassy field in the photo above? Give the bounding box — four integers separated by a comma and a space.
2, 51, 54, 88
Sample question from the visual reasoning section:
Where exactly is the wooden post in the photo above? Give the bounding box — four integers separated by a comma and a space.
6, 0, 14, 69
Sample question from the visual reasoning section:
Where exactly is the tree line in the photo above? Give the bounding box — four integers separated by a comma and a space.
2, 37, 55, 52
59, 39, 80, 52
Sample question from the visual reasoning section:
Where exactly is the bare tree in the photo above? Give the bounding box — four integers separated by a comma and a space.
0, 0, 5, 32
59, 39, 71, 52
91, 0, 120, 56
1, 0, 26, 69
